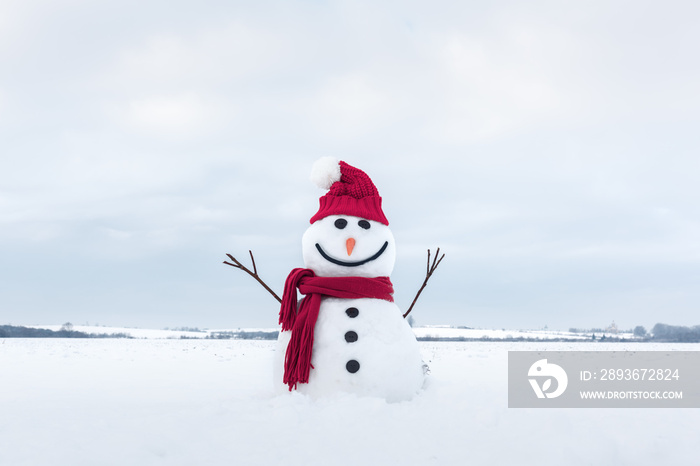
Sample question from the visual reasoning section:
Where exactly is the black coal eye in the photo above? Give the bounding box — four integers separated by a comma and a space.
334, 218, 348, 229
358, 220, 371, 230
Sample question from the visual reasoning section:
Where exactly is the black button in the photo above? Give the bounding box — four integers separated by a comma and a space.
345, 331, 358, 343
345, 307, 359, 318
346, 360, 360, 373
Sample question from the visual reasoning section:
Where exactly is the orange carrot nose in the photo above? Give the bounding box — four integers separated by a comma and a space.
346, 238, 356, 256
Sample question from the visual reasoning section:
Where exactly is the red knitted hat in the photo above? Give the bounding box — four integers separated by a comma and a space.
309, 158, 389, 225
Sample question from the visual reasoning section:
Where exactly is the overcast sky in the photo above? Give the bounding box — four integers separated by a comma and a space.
1, 0, 699, 331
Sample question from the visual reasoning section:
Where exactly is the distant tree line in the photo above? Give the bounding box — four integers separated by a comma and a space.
416, 335, 637, 342
204, 330, 280, 340
569, 323, 700, 342
568, 326, 647, 335
0, 325, 131, 338
650, 323, 700, 342
569, 326, 648, 337
165, 326, 206, 333
569, 328, 608, 334
5, 323, 697, 342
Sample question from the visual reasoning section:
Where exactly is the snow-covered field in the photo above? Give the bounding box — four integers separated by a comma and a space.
29, 324, 635, 341
412, 326, 633, 341
1, 339, 697, 466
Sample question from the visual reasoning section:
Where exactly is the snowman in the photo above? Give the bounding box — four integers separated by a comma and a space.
225, 157, 442, 402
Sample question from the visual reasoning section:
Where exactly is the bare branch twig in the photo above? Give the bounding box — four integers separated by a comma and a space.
426, 249, 430, 276
249, 250, 257, 275
403, 248, 445, 319
224, 250, 282, 303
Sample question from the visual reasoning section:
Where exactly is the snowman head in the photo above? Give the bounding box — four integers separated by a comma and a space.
302, 158, 396, 278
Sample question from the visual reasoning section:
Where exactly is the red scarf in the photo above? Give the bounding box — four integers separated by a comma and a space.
279, 268, 394, 391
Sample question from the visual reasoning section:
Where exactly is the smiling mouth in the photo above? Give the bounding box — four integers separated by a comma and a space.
315, 241, 389, 267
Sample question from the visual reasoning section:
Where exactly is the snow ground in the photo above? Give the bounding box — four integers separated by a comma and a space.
1, 339, 697, 466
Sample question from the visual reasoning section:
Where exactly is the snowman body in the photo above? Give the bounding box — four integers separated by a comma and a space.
274, 214, 426, 401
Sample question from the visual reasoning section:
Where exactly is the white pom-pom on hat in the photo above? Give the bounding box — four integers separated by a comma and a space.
310, 156, 341, 190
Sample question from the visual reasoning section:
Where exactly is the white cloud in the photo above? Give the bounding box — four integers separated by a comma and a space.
304, 74, 393, 138
418, 26, 569, 142
2, 0, 700, 329
124, 94, 219, 136
104, 22, 287, 90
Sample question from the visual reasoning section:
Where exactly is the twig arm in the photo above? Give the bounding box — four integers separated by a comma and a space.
224, 251, 282, 303
403, 248, 445, 319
